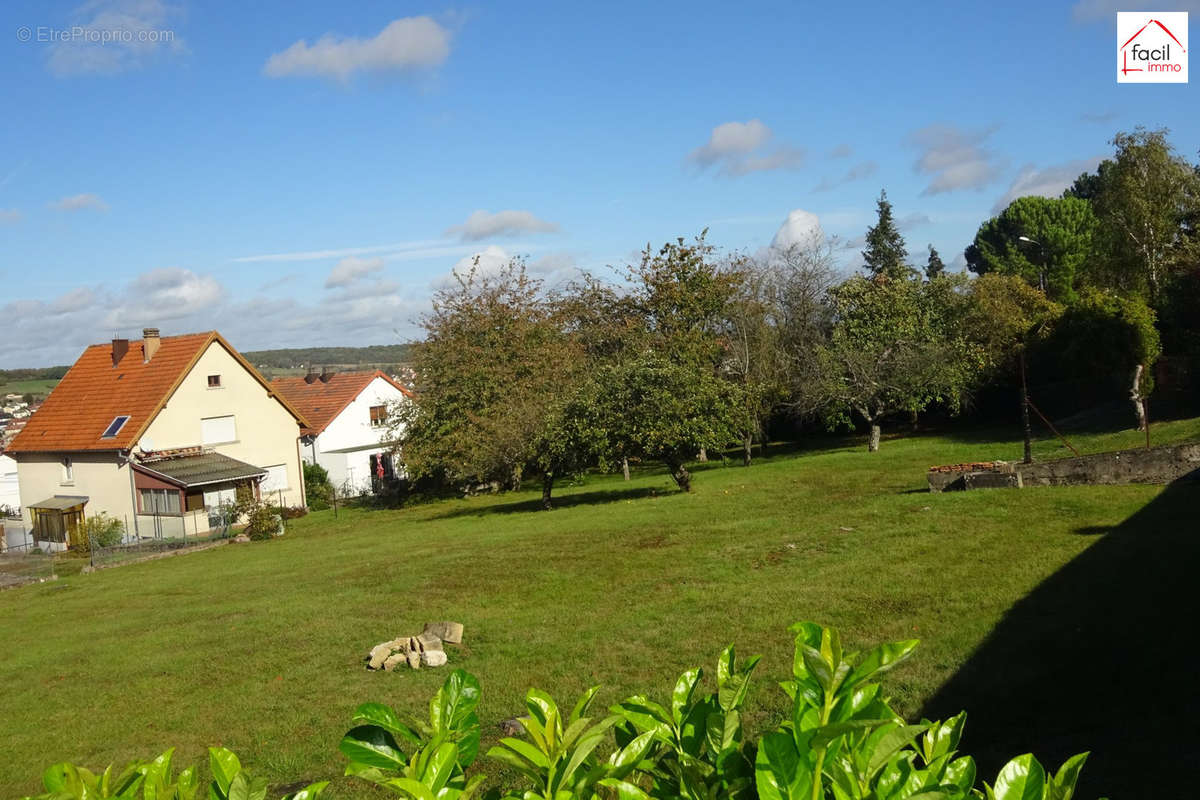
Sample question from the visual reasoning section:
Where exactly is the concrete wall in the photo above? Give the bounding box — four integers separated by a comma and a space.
143, 342, 305, 507
929, 442, 1200, 492
15, 452, 135, 530
1015, 442, 1200, 487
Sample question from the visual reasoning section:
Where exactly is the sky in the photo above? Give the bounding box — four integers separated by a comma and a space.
1, 0, 1197, 367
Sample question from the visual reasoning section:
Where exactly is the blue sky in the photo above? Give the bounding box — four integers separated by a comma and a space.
1, 0, 1197, 367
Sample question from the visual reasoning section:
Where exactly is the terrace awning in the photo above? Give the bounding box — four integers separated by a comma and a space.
27, 495, 89, 511
133, 453, 267, 488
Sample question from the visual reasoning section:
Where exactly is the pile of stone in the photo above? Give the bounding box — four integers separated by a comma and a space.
366, 621, 464, 671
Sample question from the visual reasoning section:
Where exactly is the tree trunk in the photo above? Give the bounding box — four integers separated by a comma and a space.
541, 473, 554, 511
868, 423, 881, 452
742, 431, 753, 466
697, 447, 708, 462
1131, 364, 1147, 432
509, 465, 523, 492
621, 457, 630, 481
665, 458, 692, 492
910, 409, 919, 432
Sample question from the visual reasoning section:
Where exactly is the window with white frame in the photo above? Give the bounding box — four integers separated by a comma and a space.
140, 488, 181, 515
61, 457, 73, 485
260, 464, 288, 492
201, 415, 237, 445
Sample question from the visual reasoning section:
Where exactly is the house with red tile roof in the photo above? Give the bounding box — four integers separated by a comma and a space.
271, 369, 412, 495
5, 328, 310, 548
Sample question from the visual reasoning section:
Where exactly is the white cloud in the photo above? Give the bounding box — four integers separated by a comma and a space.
105, 267, 225, 327
1079, 110, 1119, 124
814, 160, 878, 192
445, 209, 559, 241
325, 256, 384, 288
897, 212, 933, 229
992, 156, 1106, 212
51, 193, 109, 212
829, 143, 853, 159
1072, 0, 1200, 22
909, 124, 1004, 195
48, 0, 185, 77
689, 119, 804, 177
0, 209, 21, 224
770, 209, 824, 251
433, 245, 512, 289
264, 16, 451, 81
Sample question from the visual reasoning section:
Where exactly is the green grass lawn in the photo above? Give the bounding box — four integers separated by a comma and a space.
1, 419, 1197, 798
0, 378, 58, 400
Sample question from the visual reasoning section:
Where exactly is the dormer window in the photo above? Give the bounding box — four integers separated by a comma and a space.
101, 415, 130, 439
207, 374, 222, 388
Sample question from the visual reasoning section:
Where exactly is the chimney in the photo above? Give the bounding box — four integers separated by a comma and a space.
319, 366, 334, 383
112, 337, 129, 367
142, 328, 161, 362
304, 366, 317, 384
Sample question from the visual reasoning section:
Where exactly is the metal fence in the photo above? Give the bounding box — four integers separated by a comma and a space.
0, 518, 56, 588
89, 505, 237, 569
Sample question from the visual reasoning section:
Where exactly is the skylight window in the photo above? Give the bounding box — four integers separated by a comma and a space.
101, 415, 130, 438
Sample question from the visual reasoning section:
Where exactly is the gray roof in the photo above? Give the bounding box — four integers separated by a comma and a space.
28, 495, 89, 511
136, 452, 267, 488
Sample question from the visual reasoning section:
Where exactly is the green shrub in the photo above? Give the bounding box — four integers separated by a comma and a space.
70, 513, 125, 552
303, 462, 335, 511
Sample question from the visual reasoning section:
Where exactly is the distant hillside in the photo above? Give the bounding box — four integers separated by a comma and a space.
0, 366, 70, 383
241, 344, 413, 371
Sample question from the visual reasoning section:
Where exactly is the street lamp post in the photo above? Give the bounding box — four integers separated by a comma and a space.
1017, 236, 1047, 294
1014, 235, 1044, 465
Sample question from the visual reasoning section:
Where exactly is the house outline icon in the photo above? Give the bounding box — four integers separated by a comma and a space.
1119, 18, 1187, 76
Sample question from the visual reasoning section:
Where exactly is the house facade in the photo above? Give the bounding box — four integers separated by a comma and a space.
271, 370, 412, 496
6, 329, 308, 548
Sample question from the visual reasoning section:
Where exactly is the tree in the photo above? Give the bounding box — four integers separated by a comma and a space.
395, 259, 586, 499
924, 245, 946, 280
1087, 128, 1200, 300
814, 274, 975, 451
861, 190, 911, 280
1036, 289, 1161, 430
964, 195, 1098, 302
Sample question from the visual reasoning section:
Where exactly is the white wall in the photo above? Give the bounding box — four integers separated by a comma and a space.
15, 452, 135, 532
0, 453, 20, 512
311, 377, 409, 496
143, 342, 305, 508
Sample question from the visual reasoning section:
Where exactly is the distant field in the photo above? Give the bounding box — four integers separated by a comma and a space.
0, 418, 1197, 798
0, 378, 58, 399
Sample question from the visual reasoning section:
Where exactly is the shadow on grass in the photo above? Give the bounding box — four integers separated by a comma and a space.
920, 479, 1198, 798
430, 486, 668, 519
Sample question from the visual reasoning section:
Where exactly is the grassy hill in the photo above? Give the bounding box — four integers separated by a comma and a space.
242, 344, 412, 371
1, 419, 1197, 797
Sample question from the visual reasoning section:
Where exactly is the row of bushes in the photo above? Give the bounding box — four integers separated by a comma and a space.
24, 622, 1095, 800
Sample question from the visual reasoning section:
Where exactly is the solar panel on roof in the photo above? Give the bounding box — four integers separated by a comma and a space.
101, 415, 130, 438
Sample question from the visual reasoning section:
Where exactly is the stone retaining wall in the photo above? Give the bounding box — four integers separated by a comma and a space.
928, 442, 1200, 492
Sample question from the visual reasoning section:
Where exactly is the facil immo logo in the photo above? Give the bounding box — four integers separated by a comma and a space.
1118, 12, 1188, 83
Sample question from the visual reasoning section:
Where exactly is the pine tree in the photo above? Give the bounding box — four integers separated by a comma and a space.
861, 189, 910, 279
925, 244, 946, 280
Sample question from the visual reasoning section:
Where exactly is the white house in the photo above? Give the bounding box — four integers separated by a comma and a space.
271, 369, 413, 496
6, 329, 310, 549
0, 452, 19, 513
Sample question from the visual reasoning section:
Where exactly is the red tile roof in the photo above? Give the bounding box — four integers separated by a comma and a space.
6, 332, 308, 454
270, 370, 412, 436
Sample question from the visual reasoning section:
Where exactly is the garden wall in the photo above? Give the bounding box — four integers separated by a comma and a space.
928, 442, 1200, 492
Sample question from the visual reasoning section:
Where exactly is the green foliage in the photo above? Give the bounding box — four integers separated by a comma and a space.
76, 512, 126, 552
612, 645, 762, 800
924, 246, 946, 281
487, 685, 654, 800
813, 274, 977, 450
962, 274, 1063, 380
964, 196, 1098, 303
22, 747, 323, 800
242, 345, 411, 372
1035, 289, 1161, 398
340, 669, 485, 800
234, 485, 282, 541
1087, 127, 1200, 300
861, 190, 912, 280
302, 463, 334, 511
